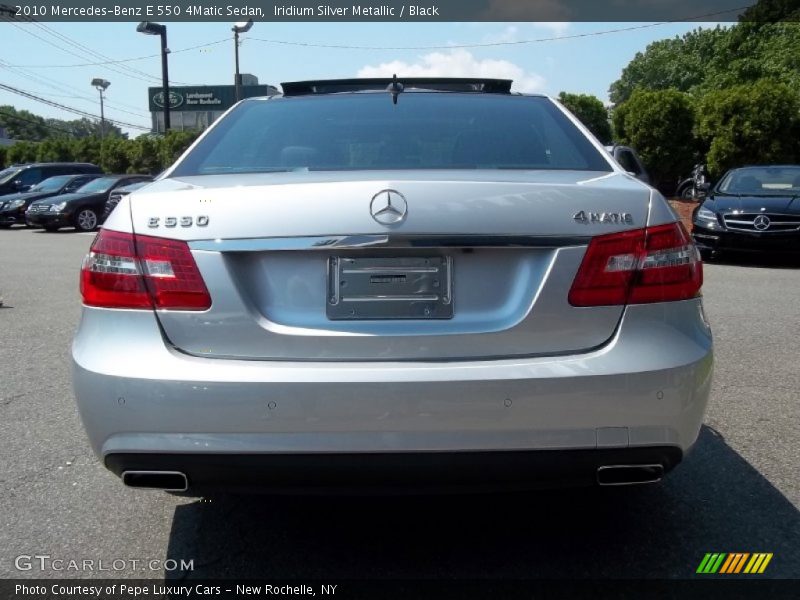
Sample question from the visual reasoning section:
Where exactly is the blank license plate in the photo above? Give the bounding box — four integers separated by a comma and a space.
327, 256, 453, 320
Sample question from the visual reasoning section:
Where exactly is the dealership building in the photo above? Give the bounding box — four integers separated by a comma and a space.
147, 75, 278, 133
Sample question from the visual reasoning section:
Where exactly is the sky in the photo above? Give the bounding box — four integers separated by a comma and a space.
0, 21, 720, 137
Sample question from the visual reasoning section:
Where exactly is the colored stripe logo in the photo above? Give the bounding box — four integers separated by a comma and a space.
697, 553, 773, 574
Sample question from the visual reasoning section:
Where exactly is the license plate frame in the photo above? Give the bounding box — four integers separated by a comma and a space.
327, 256, 453, 320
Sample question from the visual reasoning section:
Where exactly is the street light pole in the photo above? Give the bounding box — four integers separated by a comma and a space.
159, 27, 170, 132
232, 20, 253, 102
234, 29, 241, 101
90, 78, 110, 139
137, 21, 171, 132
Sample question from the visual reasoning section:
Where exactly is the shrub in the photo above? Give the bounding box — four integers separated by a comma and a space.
695, 79, 800, 177
612, 89, 696, 188
557, 92, 613, 144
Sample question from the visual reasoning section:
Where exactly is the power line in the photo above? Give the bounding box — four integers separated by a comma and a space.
245, 7, 749, 51
0, 59, 151, 118
1, 18, 159, 85
4, 38, 231, 68
32, 21, 193, 85
0, 16, 205, 86
0, 82, 150, 131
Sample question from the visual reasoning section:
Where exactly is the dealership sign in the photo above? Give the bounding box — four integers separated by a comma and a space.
148, 85, 275, 112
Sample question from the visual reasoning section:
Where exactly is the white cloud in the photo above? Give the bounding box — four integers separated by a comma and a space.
481, 25, 520, 45
534, 22, 571, 38
357, 49, 546, 94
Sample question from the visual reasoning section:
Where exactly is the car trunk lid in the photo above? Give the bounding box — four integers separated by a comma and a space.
129, 170, 651, 361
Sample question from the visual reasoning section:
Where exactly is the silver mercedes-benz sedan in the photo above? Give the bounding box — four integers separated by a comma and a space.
72, 78, 712, 493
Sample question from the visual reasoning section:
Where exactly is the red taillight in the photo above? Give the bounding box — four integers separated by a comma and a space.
80, 229, 211, 311
568, 222, 702, 307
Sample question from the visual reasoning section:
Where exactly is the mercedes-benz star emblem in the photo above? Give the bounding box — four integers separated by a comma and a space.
753, 215, 771, 231
370, 190, 408, 225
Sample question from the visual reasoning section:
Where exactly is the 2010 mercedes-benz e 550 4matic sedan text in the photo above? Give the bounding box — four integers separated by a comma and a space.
72, 78, 713, 494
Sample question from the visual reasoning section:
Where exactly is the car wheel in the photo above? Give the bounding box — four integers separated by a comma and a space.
75, 208, 99, 232
0, 223, 11, 229
44, 225, 59, 232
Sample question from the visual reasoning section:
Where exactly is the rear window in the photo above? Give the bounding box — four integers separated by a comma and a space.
172, 93, 612, 176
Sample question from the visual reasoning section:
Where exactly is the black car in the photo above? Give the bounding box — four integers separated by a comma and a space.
26, 174, 153, 232
692, 165, 800, 257
102, 180, 152, 222
0, 162, 102, 197
0, 174, 101, 228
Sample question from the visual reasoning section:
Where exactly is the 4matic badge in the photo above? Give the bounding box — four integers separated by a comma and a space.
572, 210, 633, 225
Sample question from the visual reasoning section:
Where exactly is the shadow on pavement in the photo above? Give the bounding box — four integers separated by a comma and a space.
164, 426, 799, 579
706, 252, 800, 270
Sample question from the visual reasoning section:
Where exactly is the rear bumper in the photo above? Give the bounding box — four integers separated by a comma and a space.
72, 299, 713, 491
106, 447, 683, 494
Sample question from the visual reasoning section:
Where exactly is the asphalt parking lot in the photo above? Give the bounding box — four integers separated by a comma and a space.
1, 227, 798, 580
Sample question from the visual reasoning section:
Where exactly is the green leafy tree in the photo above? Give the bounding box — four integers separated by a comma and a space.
613, 89, 696, 188
72, 136, 102, 165
609, 8, 800, 105
6, 141, 39, 164
126, 135, 162, 174
47, 117, 126, 139
159, 130, 200, 171
36, 137, 76, 162
610, 100, 630, 142
100, 137, 131, 173
609, 27, 732, 104
695, 79, 800, 176
557, 92, 613, 144
0, 146, 7, 168
0, 105, 50, 141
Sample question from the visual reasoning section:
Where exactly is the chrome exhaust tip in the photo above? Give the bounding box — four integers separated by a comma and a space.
597, 464, 664, 486
121, 470, 188, 492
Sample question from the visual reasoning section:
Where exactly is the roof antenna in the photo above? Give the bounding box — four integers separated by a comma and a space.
387, 74, 403, 104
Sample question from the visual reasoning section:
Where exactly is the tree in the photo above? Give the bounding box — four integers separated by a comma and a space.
72, 136, 102, 165
609, 27, 732, 104
609, 11, 800, 104
557, 92, 613, 144
47, 117, 125, 139
0, 105, 50, 141
100, 137, 130, 173
159, 130, 200, 171
126, 135, 163, 174
36, 137, 75, 162
6, 141, 39, 164
0, 146, 7, 168
695, 79, 800, 176
613, 89, 696, 188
